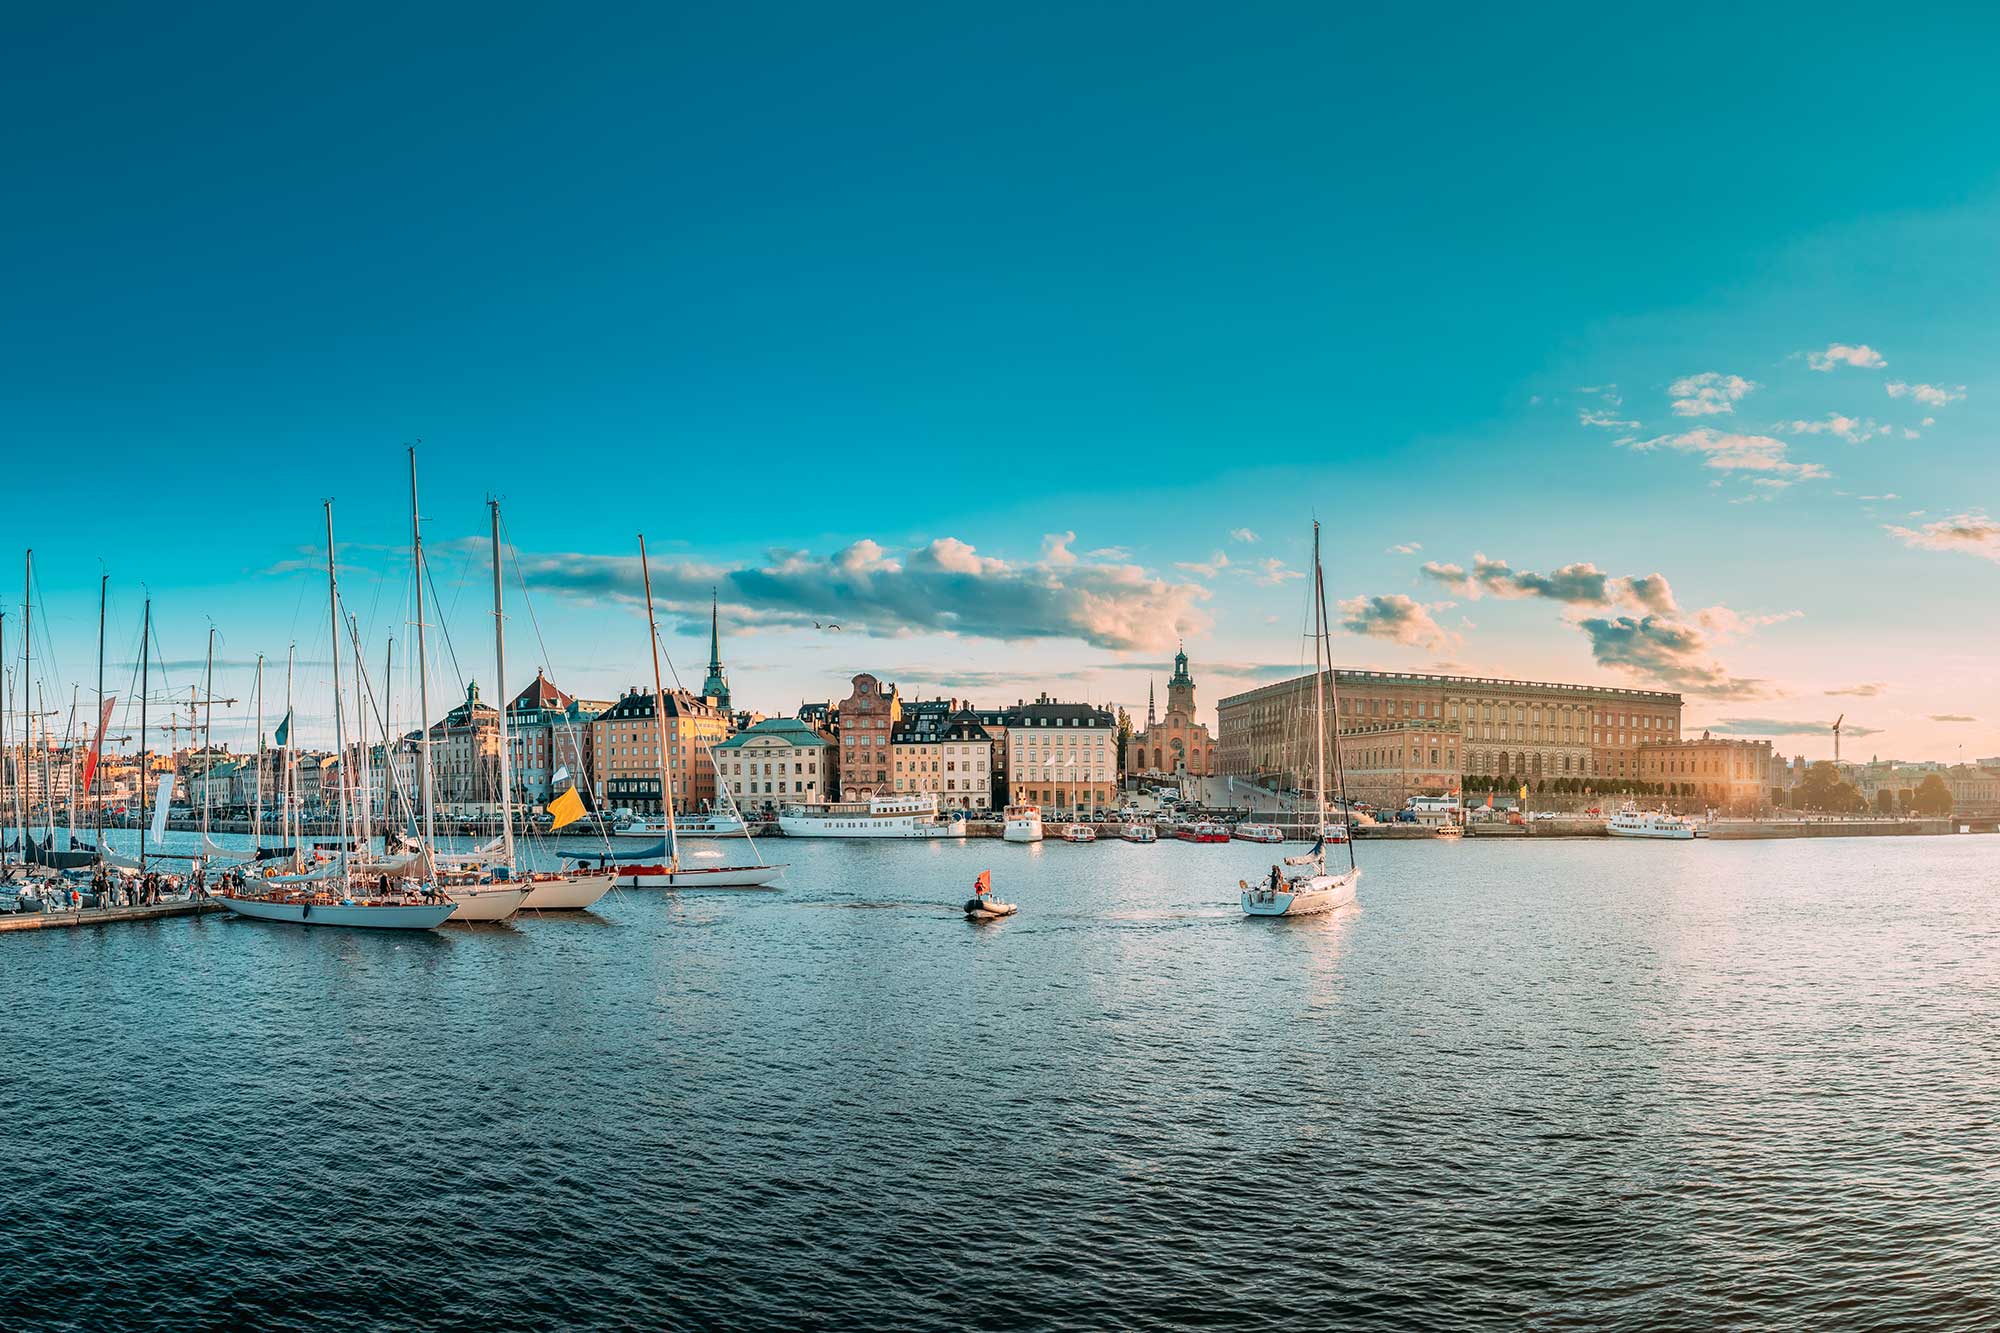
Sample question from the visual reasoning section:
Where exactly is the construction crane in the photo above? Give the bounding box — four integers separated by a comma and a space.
1833, 714, 1844, 766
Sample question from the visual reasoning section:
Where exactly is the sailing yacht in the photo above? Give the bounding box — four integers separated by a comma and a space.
1241, 522, 1360, 919
217, 502, 457, 931
599, 534, 784, 891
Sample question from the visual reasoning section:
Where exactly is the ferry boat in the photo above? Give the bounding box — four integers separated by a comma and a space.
1433, 821, 1464, 839
614, 808, 746, 840
1119, 823, 1157, 844
1320, 822, 1351, 844
1177, 821, 1230, 844
1234, 822, 1284, 844
779, 794, 966, 839
1002, 804, 1044, 844
1606, 807, 1696, 840
1060, 823, 1096, 843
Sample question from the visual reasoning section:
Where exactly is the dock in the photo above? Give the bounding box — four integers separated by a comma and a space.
0, 900, 223, 933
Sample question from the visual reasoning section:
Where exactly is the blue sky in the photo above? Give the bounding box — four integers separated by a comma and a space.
4, 3, 1996, 761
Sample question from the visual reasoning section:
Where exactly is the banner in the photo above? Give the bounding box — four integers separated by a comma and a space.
274, 708, 293, 748
149, 772, 175, 842
546, 786, 586, 831
80, 695, 116, 799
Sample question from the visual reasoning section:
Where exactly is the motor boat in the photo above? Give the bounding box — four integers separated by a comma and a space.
780, 794, 966, 838
1177, 821, 1229, 844
963, 871, 1016, 920
1234, 822, 1284, 844
1119, 823, 1157, 844
1060, 824, 1096, 843
1606, 806, 1696, 840
1002, 804, 1044, 844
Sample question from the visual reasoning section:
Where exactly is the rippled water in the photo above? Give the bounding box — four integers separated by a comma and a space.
3, 832, 1996, 1330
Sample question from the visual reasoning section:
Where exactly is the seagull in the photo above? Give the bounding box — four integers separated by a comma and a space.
813, 621, 843, 631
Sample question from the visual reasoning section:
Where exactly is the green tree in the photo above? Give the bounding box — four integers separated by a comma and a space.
1873, 788, 1895, 815
1912, 773, 1954, 818
1796, 761, 1863, 813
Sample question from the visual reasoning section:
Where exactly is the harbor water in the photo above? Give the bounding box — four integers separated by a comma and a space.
3, 832, 1995, 1329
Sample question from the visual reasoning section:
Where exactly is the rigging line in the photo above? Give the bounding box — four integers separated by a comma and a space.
421, 545, 469, 698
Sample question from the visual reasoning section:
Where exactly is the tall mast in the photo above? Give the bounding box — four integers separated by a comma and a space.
93, 572, 106, 845
284, 644, 298, 869
1, 609, 9, 875
382, 638, 395, 832
37, 683, 54, 847
253, 654, 264, 853
202, 625, 215, 846
638, 535, 679, 870
139, 597, 150, 874
1313, 523, 1356, 873
1311, 522, 1327, 849
324, 501, 352, 888
409, 448, 438, 875
490, 500, 517, 871
349, 614, 370, 853
22, 549, 32, 856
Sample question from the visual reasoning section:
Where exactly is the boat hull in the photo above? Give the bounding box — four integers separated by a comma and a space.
778, 816, 962, 839
1607, 824, 1695, 840
1241, 868, 1360, 918
519, 873, 615, 910
218, 895, 457, 930
442, 885, 530, 922
615, 864, 785, 889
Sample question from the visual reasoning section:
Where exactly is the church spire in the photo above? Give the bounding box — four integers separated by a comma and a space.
701, 587, 731, 712
1147, 678, 1156, 727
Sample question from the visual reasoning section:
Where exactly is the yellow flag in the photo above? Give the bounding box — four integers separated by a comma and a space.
1519, 785, 1528, 801
546, 785, 586, 831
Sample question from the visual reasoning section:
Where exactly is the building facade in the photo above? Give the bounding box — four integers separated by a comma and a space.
834, 674, 900, 799
1126, 645, 1217, 779
1003, 695, 1117, 812
590, 686, 732, 815
714, 716, 834, 809
1334, 719, 1464, 809
1218, 669, 1683, 790
430, 682, 501, 809
1636, 733, 1775, 814
891, 705, 994, 809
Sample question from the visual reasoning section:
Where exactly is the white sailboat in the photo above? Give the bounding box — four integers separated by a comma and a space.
605, 535, 783, 890
216, 501, 456, 931
1241, 521, 1360, 918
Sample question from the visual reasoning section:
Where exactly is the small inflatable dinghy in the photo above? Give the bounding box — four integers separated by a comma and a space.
964, 895, 1018, 921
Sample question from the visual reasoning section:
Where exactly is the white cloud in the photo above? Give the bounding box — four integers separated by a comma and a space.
1574, 614, 1765, 699
1174, 550, 1231, 578
1580, 408, 1641, 429
1338, 595, 1459, 652
1886, 381, 1965, 407
1884, 513, 2000, 563
1240, 558, 1304, 586
1420, 554, 1678, 614
1387, 541, 1422, 555
1579, 384, 1623, 407
1669, 372, 1757, 417
1778, 414, 1890, 443
1621, 428, 1829, 479
1228, 528, 1260, 544
1806, 343, 1886, 372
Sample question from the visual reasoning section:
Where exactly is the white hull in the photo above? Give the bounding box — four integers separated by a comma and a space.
519, 873, 616, 910
1002, 820, 1044, 843
218, 895, 458, 930
1606, 823, 1696, 840
1241, 868, 1360, 917
616, 863, 785, 889
613, 820, 746, 840
1060, 825, 1095, 843
441, 885, 530, 922
778, 815, 962, 839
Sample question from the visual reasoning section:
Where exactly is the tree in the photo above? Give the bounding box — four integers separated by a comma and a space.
1874, 788, 1895, 816
1912, 773, 1954, 818
1796, 761, 1865, 814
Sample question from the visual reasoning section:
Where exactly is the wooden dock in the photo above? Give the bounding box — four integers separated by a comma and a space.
0, 899, 222, 933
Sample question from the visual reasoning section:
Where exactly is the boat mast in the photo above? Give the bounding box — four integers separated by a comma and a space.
1, 609, 9, 876
408, 448, 438, 877
324, 501, 352, 890
94, 573, 105, 849
349, 614, 370, 855
1313, 522, 1357, 872
490, 500, 517, 872
1311, 521, 1327, 865
202, 625, 215, 850
138, 597, 150, 875
253, 654, 264, 855
284, 644, 298, 869
22, 549, 32, 858
638, 534, 679, 871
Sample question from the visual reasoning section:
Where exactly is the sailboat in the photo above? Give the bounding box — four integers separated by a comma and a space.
216, 501, 457, 930
1241, 521, 1360, 918
601, 535, 783, 890
429, 488, 612, 913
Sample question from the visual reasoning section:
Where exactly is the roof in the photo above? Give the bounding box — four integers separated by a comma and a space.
893, 707, 991, 745
509, 671, 574, 714
1218, 668, 1683, 710
715, 717, 833, 751
594, 687, 725, 722
1004, 698, 1113, 728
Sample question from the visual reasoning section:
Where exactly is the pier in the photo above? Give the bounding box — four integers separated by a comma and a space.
0, 900, 222, 933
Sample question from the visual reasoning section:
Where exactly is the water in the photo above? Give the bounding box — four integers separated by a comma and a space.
3, 833, 1995, 1330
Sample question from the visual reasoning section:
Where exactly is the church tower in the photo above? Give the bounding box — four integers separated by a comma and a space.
1166, 641, 1195, 718
701, 589, 731, 711
1147, 679, 1157, 728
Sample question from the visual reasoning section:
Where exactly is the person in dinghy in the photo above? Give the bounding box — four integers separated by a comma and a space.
963, 870, 1017, 920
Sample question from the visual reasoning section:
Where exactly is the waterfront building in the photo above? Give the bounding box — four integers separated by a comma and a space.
1335, 719, 1463, 809
1126, 644, 1217, 780
891, 704, 994, 810
714, 716, 834, 809
1636, 733, 1775, 814
1003, 695, 1117, 812
422, 682, 502, 811
1219, 669, 1683, 790
833, 674, 900, 799
590, 686, 730, 815
505, 671, 601, 806
971, 706, 1013, 806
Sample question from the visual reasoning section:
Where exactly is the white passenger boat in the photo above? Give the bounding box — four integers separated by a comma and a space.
1002, 803, 1044, 844
1119, 823, 1157, 844
614, 809, 746, 840
1606, 807, 1696, 840
1234, 822, 1284, 844
1060, 823, 1096, 843
1241, 522, 1361, 919
780, 794, 966, 839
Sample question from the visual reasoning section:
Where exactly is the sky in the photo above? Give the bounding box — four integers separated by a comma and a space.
4, 2, 1997, 763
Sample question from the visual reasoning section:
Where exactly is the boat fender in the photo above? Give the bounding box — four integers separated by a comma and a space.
301, 902, 310, 919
